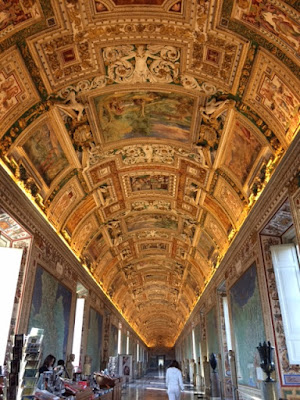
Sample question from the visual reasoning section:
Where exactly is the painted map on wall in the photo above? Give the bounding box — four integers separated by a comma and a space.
28, 266, 72, 360
230, 263, 265, 388
206, 306, 220, 357
86, 308, 103, 373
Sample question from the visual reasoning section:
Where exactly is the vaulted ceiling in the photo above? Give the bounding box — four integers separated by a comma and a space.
0, 0, 299, 347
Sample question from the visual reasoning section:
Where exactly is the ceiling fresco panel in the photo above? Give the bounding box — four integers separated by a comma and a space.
71, 213, 99, 253
0, 47, 40, 138
8, 111, 80, 196
213, 176, 245, 223
63, 195, 97, 237
231, 0, 300, 63
204, 212, 229, 249
47, 176, 85, 229
93, 90, 196, 144
243, 49, 300, 144
0, 0, 42, 42
220, 119, 265, 189
125, 213, 178, 232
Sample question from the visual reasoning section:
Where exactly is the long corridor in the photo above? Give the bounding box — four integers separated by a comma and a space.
121, 370, 203, 400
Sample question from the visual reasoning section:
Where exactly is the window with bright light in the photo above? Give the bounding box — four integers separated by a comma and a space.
117, 328, 121, 355
223, 296, 232, 351
271, 243, 300, 364
192, 329, 197, 361
0, 247, 23, 366
126, 333, 129, 355
72, 297, 85, 368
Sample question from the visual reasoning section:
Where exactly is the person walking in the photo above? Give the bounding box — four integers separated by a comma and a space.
166, 360, 184, 400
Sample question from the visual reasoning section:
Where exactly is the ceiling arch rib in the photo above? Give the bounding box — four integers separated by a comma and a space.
0, 0, 299, 347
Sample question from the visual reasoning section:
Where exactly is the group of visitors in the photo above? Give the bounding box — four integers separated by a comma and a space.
39, 356, 184, 399
38, 354, 69, 378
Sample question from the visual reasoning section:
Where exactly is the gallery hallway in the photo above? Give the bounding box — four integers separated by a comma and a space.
121, 370, 203, 400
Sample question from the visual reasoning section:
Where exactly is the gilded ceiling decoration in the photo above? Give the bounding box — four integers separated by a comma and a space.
0, 0, 299, 347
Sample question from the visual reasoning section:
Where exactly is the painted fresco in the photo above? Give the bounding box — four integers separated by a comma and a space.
22, 124, 69, 187
258, 73, 299, 132
93, 1, 108, 12
230, 263, 265, 388
130, 175, 169, 192
28, 266, 72, 360
95, 91, 194, 143
232, 0, 300, 56
261, 200, 293, 236
0, 72, 22, 122
71, 214, 98, 253
64, 196, 97, 236
204, 214, 228, 248
206, 306, 220, 357
197, 232, 215, 259
0, 210, 29, 240
126, 214, 178, 232
0, 0, 41, 40
86, 233, 105, 261
223, 121, 262, 185
204, 196, 232, 231
215, 178, 244, 220
111, 0, 164, 4
110, 324, 119, 357
48, 178, 84, 227
86, 308, 103, 373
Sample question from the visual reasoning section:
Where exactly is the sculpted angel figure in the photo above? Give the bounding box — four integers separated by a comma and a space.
55, 91, 85, 121
200, 97, 232, 120
105, 45, 179, 83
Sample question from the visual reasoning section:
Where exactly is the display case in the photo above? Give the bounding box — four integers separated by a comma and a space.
17, 328, 44, 400
107, 357, 118, 377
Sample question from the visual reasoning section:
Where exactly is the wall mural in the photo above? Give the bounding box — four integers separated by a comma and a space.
95, 91, 194, 143
86, 308, 103, 373
206, 306, 220, 358
230, 263, 265, 388
22, 124, 69, 187
28, 266, 72, 360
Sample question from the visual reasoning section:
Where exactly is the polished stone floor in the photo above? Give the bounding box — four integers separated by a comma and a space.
121, 370, 205, 399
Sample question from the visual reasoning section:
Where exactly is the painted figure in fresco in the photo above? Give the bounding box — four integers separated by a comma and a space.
166, 360, 184, 400
0, 75, 20, 118
235, 0, 300, 53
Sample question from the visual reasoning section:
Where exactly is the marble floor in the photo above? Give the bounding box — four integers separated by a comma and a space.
121, 370, 205, 399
